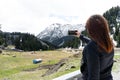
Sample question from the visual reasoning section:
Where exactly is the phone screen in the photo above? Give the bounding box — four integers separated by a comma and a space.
68, 30, 77, 35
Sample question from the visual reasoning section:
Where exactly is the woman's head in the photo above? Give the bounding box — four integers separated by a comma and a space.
85, 14, 113, 53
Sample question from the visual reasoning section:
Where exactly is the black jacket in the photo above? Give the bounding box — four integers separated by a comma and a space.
80, 35, 114, 80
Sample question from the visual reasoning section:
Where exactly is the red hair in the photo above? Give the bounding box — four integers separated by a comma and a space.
86, 14, 113, 53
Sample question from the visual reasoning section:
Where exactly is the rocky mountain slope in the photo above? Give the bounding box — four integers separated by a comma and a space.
37, 23, 85, 47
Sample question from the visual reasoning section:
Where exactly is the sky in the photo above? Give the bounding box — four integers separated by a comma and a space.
0, 0, 120, 36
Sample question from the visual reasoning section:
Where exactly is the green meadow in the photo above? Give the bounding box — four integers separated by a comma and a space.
0, 49, 120, 80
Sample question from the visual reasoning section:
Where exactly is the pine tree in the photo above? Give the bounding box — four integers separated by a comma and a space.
103, 6, 120, 47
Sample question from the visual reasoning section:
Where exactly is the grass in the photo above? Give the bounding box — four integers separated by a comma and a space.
0, 49, 119, 80
0, 50, 75, 80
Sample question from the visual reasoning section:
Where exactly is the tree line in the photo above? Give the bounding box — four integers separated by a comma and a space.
0, 32, 50, 51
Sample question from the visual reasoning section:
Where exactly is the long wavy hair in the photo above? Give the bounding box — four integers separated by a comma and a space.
86, 14, 113, 53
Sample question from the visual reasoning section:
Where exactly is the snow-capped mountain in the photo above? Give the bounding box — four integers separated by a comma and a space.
37, 23, 85, 42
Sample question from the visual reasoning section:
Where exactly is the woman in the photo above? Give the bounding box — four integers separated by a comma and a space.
77, 14, 114, 80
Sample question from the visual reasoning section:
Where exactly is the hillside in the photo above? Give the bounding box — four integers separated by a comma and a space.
0, 49, 81, 80
0, 49, 120, 80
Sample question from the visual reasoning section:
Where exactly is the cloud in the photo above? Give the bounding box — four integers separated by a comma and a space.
0, 0, 120, 36
49, 14, 79, 23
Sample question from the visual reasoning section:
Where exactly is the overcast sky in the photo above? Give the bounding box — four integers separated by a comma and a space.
0, 0, 120, 36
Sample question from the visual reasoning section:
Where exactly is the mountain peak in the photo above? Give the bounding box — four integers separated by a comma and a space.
37, 23, 85, 42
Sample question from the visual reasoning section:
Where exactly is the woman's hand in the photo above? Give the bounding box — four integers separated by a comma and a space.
75, 31, 81, 38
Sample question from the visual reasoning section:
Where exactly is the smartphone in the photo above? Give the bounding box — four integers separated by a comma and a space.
68, 30, 77, 35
